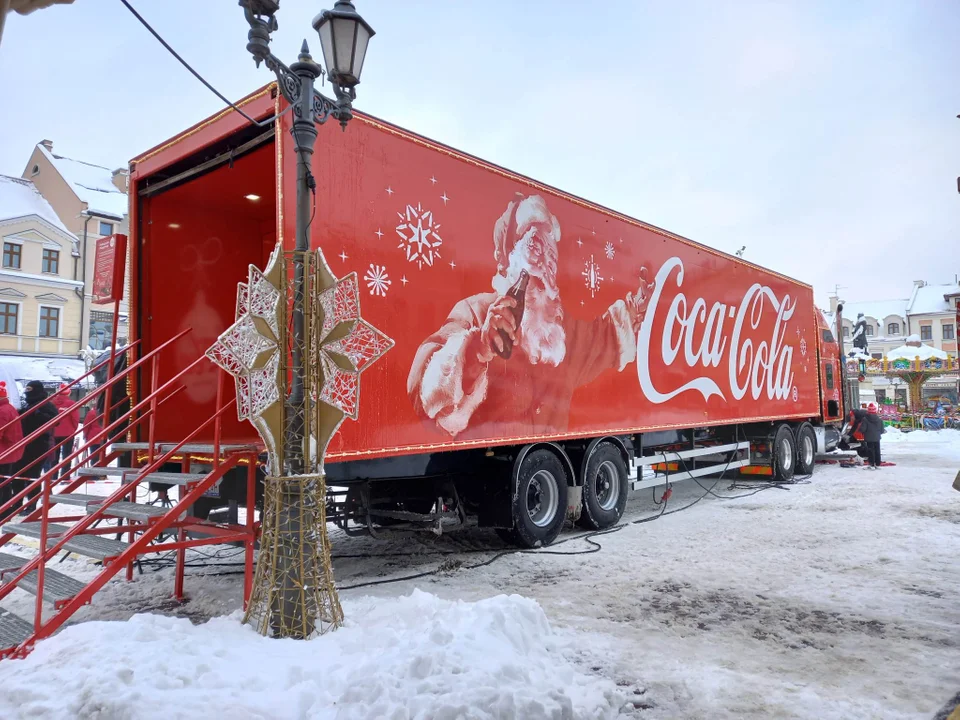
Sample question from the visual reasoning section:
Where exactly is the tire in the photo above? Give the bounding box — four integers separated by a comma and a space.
772, 424, 797, 482
503, 449, 569, 548
577, 443, 628, 530
795, 423, 817, 476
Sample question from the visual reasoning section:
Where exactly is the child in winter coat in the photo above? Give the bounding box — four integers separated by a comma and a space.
50, 384, 79, 477
0, 382, 24, 521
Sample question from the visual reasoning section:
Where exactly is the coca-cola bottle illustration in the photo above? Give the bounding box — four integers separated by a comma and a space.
496, 270, 530, 360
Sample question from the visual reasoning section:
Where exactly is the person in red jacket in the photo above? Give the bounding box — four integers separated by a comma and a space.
49, 383, 79, 478
0, 381, 24, 522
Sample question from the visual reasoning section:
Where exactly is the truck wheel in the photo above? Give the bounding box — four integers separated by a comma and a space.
795, 423, 817, 476
502, 449, 569, 548
772, 424, 797, 482
577, 443, 628, 530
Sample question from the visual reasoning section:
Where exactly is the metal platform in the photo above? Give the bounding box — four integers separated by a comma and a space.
109, 442, 259, 455
0, 553, 23, 573
0, 607, 31, 650
0, 522, 129, 561
76, 467, 207, 486
77, 467, 137, 478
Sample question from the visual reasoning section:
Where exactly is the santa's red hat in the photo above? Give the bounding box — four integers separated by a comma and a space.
59, 383, 69, 395
492, 194, 561, 276
0, 382, 6, 400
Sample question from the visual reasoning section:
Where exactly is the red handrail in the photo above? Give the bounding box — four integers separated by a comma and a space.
0, 341, 140, 440
0, 350, 203, 522
0, 330, 189, 466
0, 393, 240, 620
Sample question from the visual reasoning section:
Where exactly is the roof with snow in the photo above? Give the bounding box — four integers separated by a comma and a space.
0, 174, 74, 236
907, 282, 960, 316
37, 144, 128, 220
885, 343, 948, 361
837, 298, 909, 323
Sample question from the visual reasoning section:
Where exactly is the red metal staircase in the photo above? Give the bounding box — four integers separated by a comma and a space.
0, 334, 260, 659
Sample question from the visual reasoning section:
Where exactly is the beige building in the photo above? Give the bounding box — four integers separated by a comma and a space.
0, 174, 83, 356
825, 277, 960, 409
21, 140, 129, 351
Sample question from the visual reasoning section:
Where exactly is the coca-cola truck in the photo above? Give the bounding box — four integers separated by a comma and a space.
126, 84, 846, 548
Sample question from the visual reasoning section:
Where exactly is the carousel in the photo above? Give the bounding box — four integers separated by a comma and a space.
846, 335, 960, 429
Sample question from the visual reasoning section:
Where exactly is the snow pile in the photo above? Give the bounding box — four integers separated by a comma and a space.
0, 590, 622, 720
883, 426, 960, 445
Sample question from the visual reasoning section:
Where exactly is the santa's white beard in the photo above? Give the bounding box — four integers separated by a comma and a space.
492, 240, 566, 367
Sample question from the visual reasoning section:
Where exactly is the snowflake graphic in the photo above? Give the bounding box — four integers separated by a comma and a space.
800, 338, 807, 357
396, 202, 442, 269
792, 386, 799, 402
364, 264, 392, 297
604, 242, 615, 260
582, 255, 603, 298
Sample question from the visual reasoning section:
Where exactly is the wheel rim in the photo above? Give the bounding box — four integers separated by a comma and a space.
595, 460, 620, 511
527, 470, 560, 528
780, 437, 794, 471
802, 435, 814, 467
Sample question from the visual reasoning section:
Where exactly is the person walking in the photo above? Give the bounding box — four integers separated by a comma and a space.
849, 402, 885, 469
0, 381, 23, 522
50, 384, 79, 478
16, 380, 57, 514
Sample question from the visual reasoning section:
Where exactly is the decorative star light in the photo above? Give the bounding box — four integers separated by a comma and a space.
396, 202, 442, 269
311, 251, 394, 466
206, 245, 285, 468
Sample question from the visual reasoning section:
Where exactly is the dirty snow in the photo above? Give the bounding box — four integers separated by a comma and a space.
0, 430, 958, 719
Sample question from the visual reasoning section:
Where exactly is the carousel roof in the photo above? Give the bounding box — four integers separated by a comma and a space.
886, 343, 948, 362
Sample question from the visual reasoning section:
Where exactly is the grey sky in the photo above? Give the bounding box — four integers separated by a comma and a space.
1, 0, 956, 308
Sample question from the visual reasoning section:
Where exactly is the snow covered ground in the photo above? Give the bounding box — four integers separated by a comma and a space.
1, 429, 959, 719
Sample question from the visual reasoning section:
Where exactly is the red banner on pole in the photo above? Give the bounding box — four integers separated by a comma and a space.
91, 233, 127, 304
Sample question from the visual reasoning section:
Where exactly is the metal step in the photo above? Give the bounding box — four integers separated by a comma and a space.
77, 466, 137, 478
49, 493, 103, 507
76, 467, 206, 486
91, 501, 169, 523
0, 607, 32, 650
110, 442, 157, 452
0, 522, 129, 561
17, 566, 86, 604
141, 472, 207, 486
0, 553, 23, 573
159, 443, 257, 454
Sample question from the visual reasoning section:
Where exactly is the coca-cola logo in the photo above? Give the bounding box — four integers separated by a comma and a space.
637, 257, 796, 404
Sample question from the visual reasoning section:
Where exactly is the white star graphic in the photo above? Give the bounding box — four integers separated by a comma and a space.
430, 176, 437, 185
401, 275, 409, 286
619, 237, 623, 243
375, 228, 384, 239
339, 251, 348, 262
385, 186, 394, 196
441, 192, 449, 205
580, 300, 585, 306
449, 260, 456, 269
577, 238, 583, 248
591, 228, 596, 235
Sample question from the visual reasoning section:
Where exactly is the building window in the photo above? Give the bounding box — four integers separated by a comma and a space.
842, 326, 850, 338
41, 249, 60, 274
887, 322, 900, 336
865, 325, 874, 336
30, 164, 39, 176
871, 353, 883, 360
98, 221, 113, 236
945, 323, 956, 341
920, 325, 933, 341
2, 243, 22, 269
895, 388, 907, 405
39, 306, 60, 338
0, 303, 17, 334
875, 389, 886, 404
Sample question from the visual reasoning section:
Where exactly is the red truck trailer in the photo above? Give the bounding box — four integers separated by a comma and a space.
126, 83, 846, 548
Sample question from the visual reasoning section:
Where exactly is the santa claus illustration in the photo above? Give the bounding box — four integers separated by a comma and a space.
408, 193, 655, 439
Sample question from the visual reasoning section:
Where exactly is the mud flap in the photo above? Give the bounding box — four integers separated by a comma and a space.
566, 485, 582, 523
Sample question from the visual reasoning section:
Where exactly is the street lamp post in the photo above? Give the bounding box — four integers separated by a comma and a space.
241, 0, 374, 475
239, 0, 374, 637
